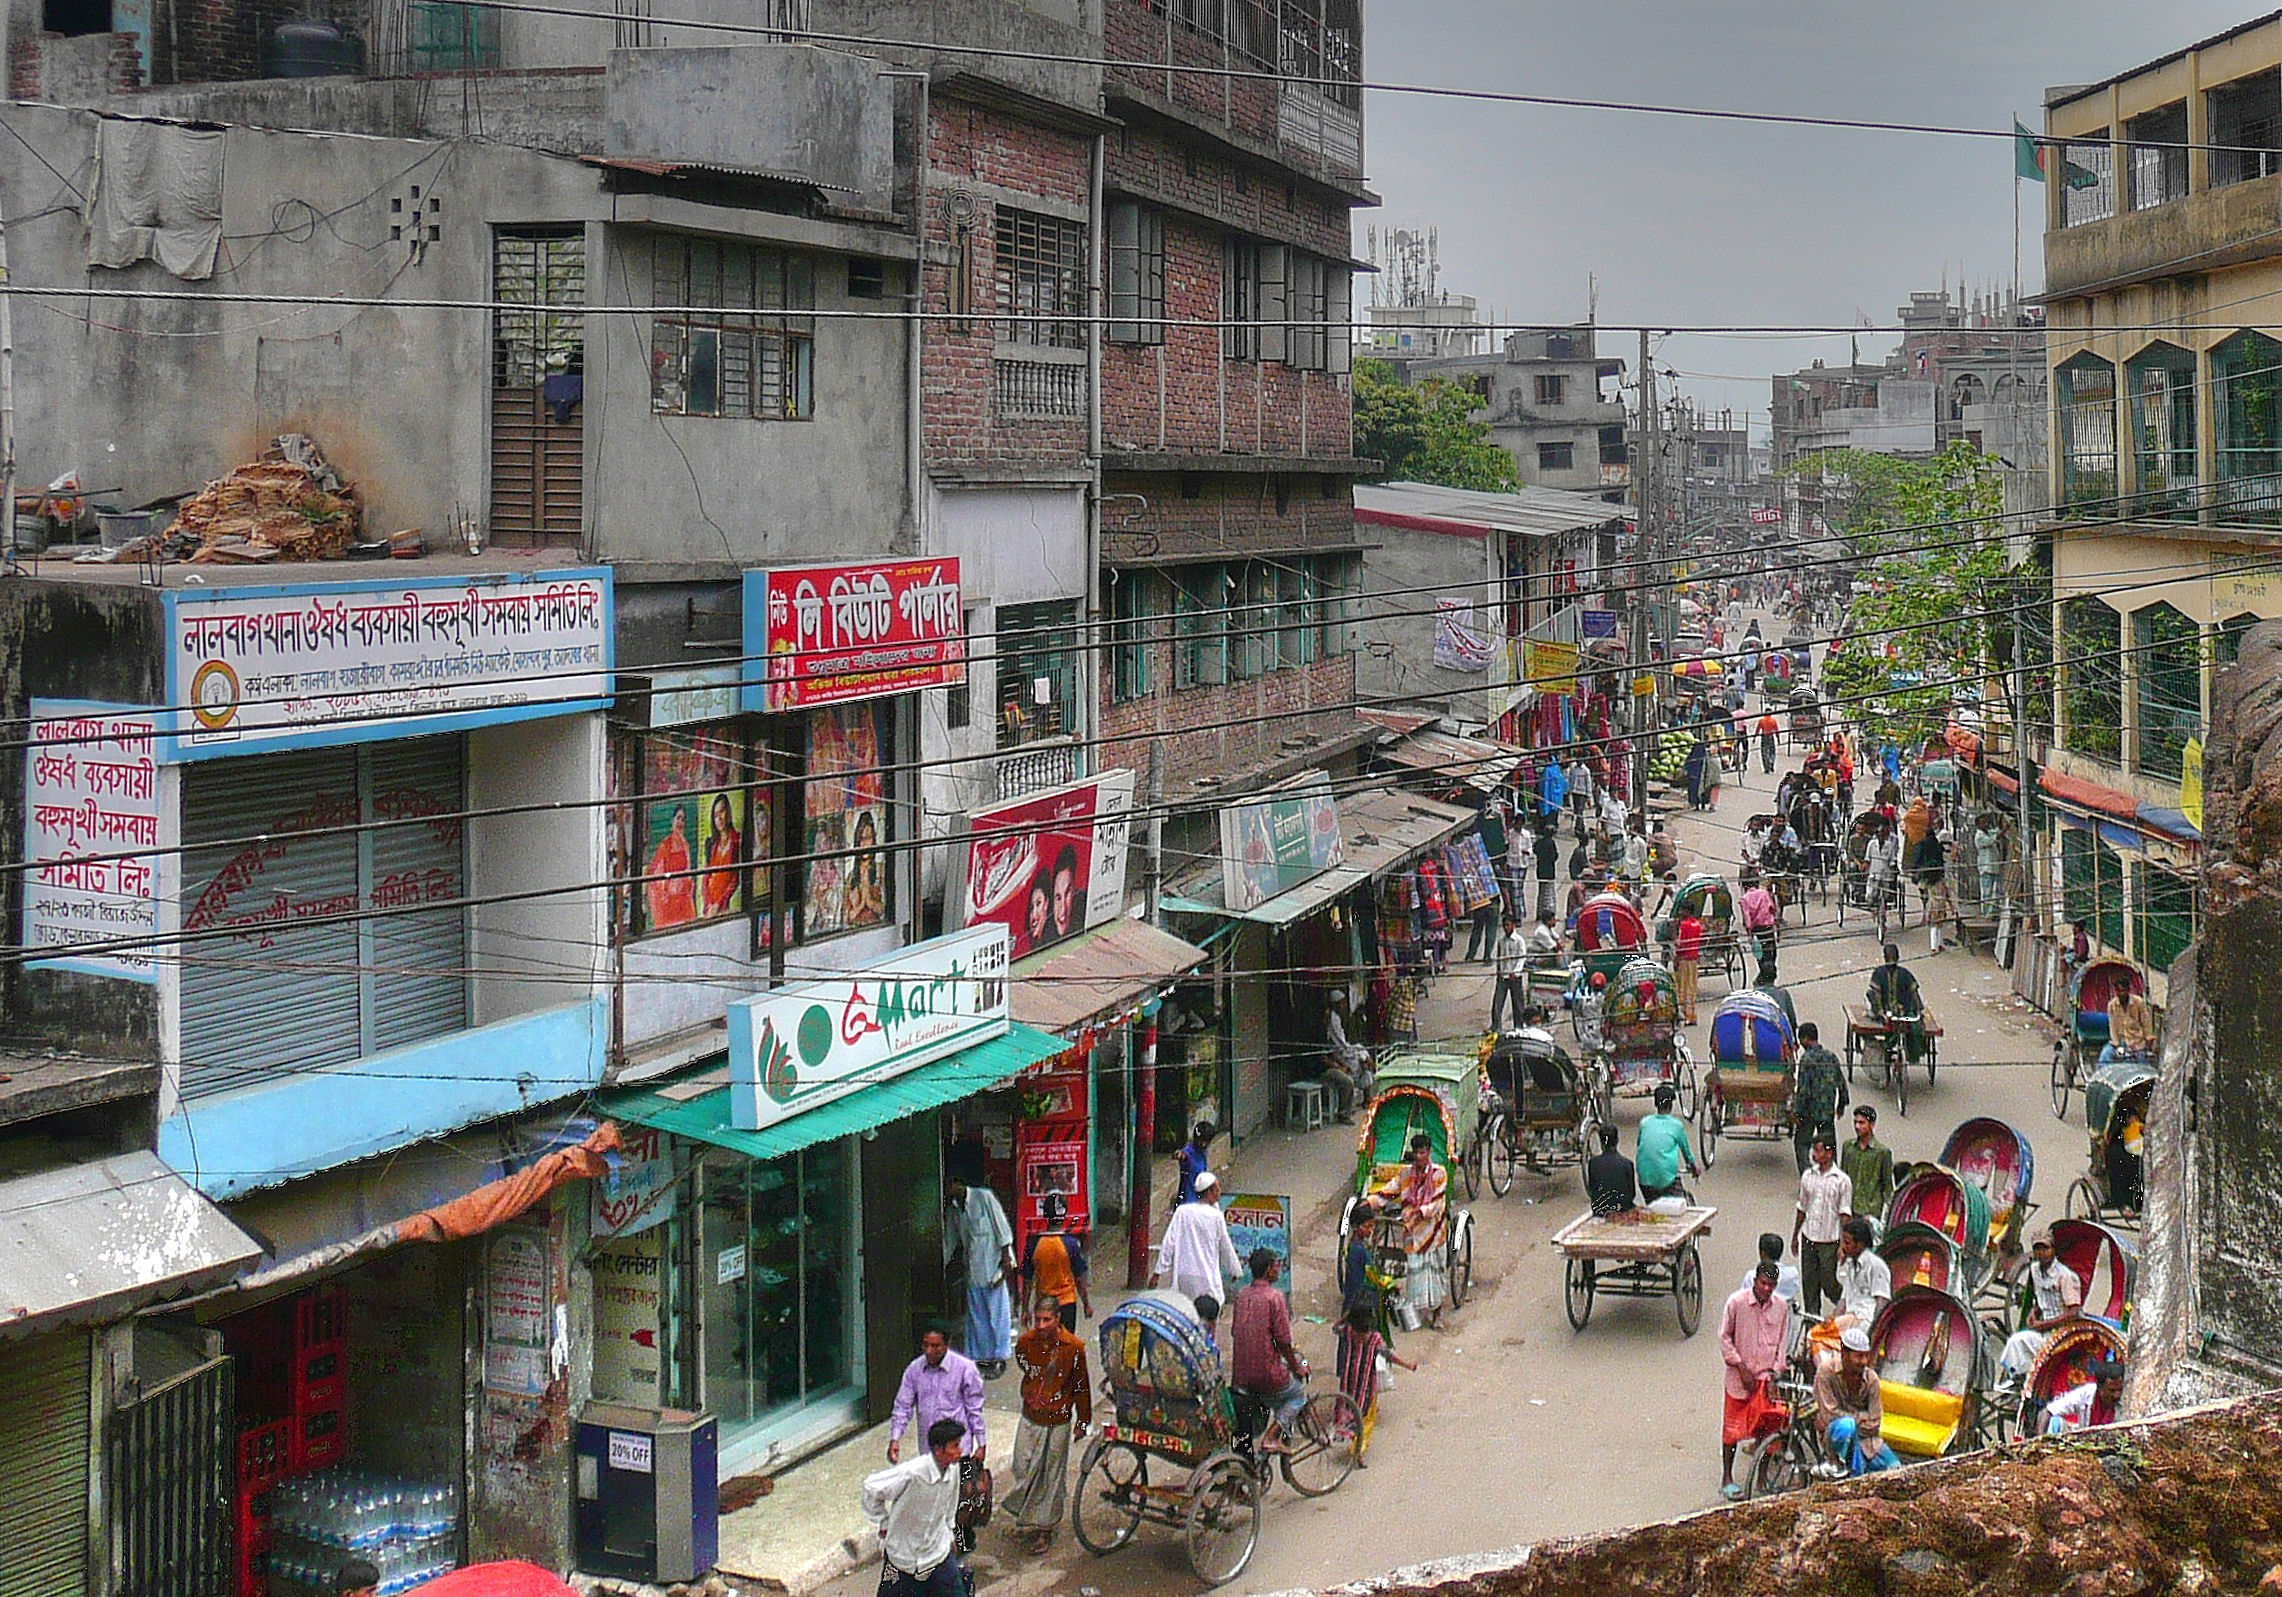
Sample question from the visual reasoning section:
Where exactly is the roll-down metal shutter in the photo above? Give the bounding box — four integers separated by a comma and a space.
181, 739, 466, 1099
0, 1330, 93, 1597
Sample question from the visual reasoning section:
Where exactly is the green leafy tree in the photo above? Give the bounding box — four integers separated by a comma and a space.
1804, 442, 2007, 751
1354, 361, 1522, 492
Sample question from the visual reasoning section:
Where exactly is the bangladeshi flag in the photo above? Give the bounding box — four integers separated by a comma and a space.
2015, 119, 2047, 182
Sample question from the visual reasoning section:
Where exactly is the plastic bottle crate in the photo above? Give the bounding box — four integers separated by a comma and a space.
236, 1486, 273, 1557
289, 1343, 346, 1415
239, 1420, 294, 1495
293, 1286, 348, 1353
291, 1407, 347, 1472
233, 1542, 267, 1597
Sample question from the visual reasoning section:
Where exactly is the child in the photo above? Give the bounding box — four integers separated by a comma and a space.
1335, 1302, 1417, 1466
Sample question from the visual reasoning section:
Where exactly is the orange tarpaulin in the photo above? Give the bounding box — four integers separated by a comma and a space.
396, 1122, 621, 1244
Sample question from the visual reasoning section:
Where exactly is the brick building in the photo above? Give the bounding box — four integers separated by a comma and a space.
1092, 0, 1377, 844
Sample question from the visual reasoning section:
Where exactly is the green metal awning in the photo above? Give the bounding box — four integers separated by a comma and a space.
601, 1021, 1075, 1164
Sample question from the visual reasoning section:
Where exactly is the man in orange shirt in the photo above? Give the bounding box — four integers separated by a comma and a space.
1754, 711, 1780, 774
1020, 1194, 1092, 1331
1000, 1299, 1092, 1550
1674, 910, 1705, 1025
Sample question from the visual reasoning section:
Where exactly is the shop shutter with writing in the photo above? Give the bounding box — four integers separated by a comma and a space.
0, 1330, 93, 1597
181, 739, 467, 1099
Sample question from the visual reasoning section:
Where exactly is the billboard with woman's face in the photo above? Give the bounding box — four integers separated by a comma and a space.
955, 771, 1135, 959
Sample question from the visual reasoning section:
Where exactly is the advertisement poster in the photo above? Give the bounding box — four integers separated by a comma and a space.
1582, 609, 1619, 640
1524, 640, 1580, 694
744, 558, 965, 713
1433, 598, 1492, 672
727, 925, 1011, 1132
1015, 1134, 1089, 1257
956, 771, 1135, 958
590, 1232, 664, 1405
593, 1125, 677, 1239
641, 731, 744, 933
483, 1229, 551, 1399
22, 700, 160, 981
804, 701, 891, 937
166, 570, 611, 758
1220, 1193, 1292, 1304
1219, 772, 1345, 913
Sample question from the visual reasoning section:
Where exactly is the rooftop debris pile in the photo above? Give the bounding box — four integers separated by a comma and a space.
1303, 1392, 2282, 1597
119, 434, 367, 564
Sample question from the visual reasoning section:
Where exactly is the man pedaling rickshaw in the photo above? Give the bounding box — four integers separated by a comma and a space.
1867, 942, 1929, 1066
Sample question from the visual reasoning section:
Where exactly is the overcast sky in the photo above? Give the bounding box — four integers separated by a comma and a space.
1360, 0, 2262, 437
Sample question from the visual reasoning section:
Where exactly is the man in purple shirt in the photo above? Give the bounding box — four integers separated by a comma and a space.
888, 1324, 987, 1465
1230, 1249, 1309, 1453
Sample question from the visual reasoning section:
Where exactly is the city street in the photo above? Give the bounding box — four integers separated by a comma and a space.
850, 679, 2079, 1597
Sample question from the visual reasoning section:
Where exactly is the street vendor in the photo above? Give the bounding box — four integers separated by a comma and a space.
1374, 1134, 1452, 1330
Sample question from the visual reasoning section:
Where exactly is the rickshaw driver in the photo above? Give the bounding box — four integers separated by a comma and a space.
2103, 983, 2158, 1066
1867, 943, 1929, 1064
1818, 1326, 1900, 1476
1230, 1248, 1311, 1453
1636, 1084, 1700, 1202
2045, 1357, 2126, 1434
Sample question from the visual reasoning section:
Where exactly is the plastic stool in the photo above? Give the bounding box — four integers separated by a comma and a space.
1284, 1079, 1329, 1132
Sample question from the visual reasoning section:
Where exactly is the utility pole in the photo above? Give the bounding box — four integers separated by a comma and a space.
1632, 330, 1657, 817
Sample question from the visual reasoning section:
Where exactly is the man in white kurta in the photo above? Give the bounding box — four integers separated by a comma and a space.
1152, 1171, 1242, 1306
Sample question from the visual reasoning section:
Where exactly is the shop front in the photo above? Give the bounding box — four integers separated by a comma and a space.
598, 926, 1072, 1479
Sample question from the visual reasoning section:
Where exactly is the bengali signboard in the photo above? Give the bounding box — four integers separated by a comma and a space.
23, 700, 160, 981
1220, 1192, 1292, 1304
1525, 639, 1581, 695
1219, 772, 1345, 913
742, 558, 965, 714
728, 924, 1010, 1133
163, 569, 613, 759
954, 771, 1135, 960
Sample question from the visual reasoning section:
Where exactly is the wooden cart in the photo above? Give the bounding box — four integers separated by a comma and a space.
1551, 1205, 1717, 1337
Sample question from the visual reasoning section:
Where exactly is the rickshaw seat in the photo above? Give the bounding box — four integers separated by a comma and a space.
2078, 1011, 2110, 1040
1370, 1162, 1404, 1188
1877, 1380, 1965, 1458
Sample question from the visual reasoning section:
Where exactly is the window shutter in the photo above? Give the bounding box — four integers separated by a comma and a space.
1139, 207, 1166, 345
1327, 263, 1352, 374
1257, 244, 1288, 364
1107, 199, 1141, 343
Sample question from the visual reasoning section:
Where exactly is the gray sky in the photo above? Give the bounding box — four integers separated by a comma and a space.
1361, 0, 2261, 437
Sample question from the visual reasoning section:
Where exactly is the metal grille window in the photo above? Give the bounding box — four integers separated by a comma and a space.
180, 739, 467, 1099
2055, 353, 2117, 514
995, 209, 1086, 350
1228, 562, 1278, 680
1538, 441, 1575, 473
1534, 373, 1567, 406
651, 237, 816, 419
996, 600, 1083, 749
1174, 563, 1228, 688
2132, 601, 2201, 780
492, 228, 585, 543
2061, 595, 2122, 763
2126, 101, 2189, 209
2133, 861, 2198, 973
1277, 563, 1317, 669
2127, 342, 2198, 518
1111, 572, 1155, 703
2060, 135, 2115, 226
494, 230, 584, 388
2210, 70, 2282, 187
2213, 330, 2282, 525
1107, 201, 1166, 345
1222, 240, 1263, 361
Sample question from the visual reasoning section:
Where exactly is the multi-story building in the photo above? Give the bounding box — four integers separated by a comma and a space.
2021, 18, 2282, 1004
1401, 323, 1631, 499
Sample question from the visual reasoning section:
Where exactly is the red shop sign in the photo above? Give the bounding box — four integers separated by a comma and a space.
743, 558, 967, 713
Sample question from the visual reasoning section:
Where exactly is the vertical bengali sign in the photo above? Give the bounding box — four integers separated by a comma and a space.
164, 569, 613, 759
742, 558, 966, 714
23, 700, 160, 981
1219, 772, 1345, 913
1220, 1193, 1292, 1305
955, 771, 1135, 959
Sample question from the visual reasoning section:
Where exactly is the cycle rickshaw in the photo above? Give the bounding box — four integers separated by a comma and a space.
2049, 957, 2148, 1121
1696, 988, 1795, 1168
1593, 953, 1698, 1120
1479, 1029, 1593, 1196
1333, 1078, 1479, 1311
1076, 1292, 1358, 1584
2064, 1058, 2154, 1227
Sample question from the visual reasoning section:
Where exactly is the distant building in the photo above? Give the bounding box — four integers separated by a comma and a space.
1398, 324, 1631, 500
1363, 225, 1492, 359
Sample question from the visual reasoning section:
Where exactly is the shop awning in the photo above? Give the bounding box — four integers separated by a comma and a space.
0, 1152, 261, 1339
1012, 920, 1209, 1037
1372, 725, 1523, 792
2039, 768, 2139, 819
1161, 787, 1476, 928
2136, 803, 2201, 843
601, 1022, 1074, 1164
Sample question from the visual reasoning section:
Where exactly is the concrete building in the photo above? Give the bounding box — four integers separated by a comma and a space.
1403, 323, 1631, 499
1362, 225, 1490, 359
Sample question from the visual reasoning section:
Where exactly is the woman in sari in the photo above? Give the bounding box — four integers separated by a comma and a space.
1375, 1134, 1450, 1329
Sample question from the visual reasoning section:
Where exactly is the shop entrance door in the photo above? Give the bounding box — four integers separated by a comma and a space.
110, 1331, 233, 1597
860, 1111, 947, 1422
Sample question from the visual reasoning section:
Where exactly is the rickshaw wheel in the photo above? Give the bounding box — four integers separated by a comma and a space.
1675, 1242, 1705, 1337
1183, 1453, 1261, 1587
1460, 1138, 1480, 1201
1925, 1035, 1938, 1086
1071, 1439, 1149, 1555
1697, 1092, 1721, 1169
1281, 1392, 1362, 1497
1447, 1217, 1472, 1308
1564, 1256, 1595, 1330
1746, 1431, 1807, 1498
2048, 1041, 2075, 1121
1486, 1116, 1516, 1197
2065, 1176, 2101, 1220
1891, 1043, 1909, 1118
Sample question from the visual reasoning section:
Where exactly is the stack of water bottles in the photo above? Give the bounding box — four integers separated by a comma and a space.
266, 1466, 459, 1597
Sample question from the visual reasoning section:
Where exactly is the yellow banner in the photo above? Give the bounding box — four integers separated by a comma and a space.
1526, 640, 1580, 694
2182, 737, 2204, 834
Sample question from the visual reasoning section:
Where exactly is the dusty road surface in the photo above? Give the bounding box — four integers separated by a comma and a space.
821, 672, 2075, 1597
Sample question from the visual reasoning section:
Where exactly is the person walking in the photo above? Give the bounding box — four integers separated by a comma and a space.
1839, 1106, 1895, 1229
1533, 823, 1561, 923
1000, 1300, 1091, 1550
1506, 813, 1533, 914
1176, 1121, 1215, 1206
1790, 1021, 1848, 1175
1464, 879, 1499, 964
1020, 1193, 1091, 1331
1718, 1263, 1791, 1499
863, 1417, 971, 1597
1673, 907, 1705, 1026
1792, 1137, 1854, 1319
1490, 914, 1531, 1032
1152, 1171, 1242, 1304
888, 1325, 987, 1467
1741, 875, 1780, 987
1567, 755, 1596, 841
1755, 709, 1780, 774
945, 1178, 1016, 1377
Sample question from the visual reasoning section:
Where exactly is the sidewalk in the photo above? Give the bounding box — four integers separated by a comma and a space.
716, 961, 1499, 1595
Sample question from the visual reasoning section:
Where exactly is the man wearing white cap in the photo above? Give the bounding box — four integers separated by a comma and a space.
1816, 1326, 1898, 1475
1152, 1170, 1242, 1305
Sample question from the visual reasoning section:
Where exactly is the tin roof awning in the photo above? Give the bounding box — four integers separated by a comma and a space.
1161, 787, 1475, 927
1011, 920, 1210, 1037
0, 1152, 260, 1340
600, 1022, 1074, 1165
1372, 724, 1522, 792
2039, 768, 2140, 819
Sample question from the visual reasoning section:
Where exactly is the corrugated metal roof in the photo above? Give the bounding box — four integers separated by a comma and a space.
1377, 728, 1522, 791
1354, 481, 1629, 539
1010, 919, 1211, 1036
1161, 786, 1476, 926
0, 1153, 260, 1338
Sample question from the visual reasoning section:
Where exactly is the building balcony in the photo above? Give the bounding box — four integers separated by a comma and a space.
2045, 168, 2282, 298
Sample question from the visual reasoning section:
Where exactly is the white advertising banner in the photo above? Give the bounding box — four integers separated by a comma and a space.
164, 569, 613, 759
22, 699, 161, 981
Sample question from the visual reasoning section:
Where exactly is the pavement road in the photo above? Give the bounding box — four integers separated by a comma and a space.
823, 652, 2080, 1597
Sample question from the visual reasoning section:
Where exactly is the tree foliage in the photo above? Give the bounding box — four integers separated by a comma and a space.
1353, 360, 1522, 492
1807, 443, 2008, 751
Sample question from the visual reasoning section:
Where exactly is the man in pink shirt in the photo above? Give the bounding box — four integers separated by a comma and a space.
1718, 1262, 1791, 1499
1740, 878, 1780, 986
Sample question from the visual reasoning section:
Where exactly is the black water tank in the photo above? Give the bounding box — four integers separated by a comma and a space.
266, 19, 360, 77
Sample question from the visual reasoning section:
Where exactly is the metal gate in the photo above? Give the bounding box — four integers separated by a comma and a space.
110, 1350, 234, 1597
0, 1330, 93, 1597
